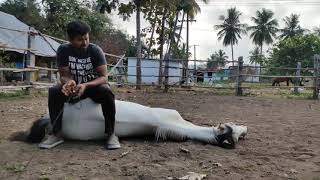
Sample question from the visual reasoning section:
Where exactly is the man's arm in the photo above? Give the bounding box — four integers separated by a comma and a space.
59, 66, 72, 84
59, 66, 76, 96
83, 64, 108, 88
76, 65, 108, 96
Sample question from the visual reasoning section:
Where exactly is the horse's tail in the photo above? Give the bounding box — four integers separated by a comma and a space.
9, 117, 50, 143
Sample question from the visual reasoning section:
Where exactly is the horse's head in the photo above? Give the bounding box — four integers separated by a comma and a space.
215, 122, 248, 148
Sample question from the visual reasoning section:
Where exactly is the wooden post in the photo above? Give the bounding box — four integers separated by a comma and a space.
116, 59, 124, 87
0, 60, 3, 84
26, 28, 35, 83
236, 56, 244, 96
164, 54, 170, 92
313, 55, 320, 99
48, 61, 53, 82
0, 70, 3, 84
294, 62, 301, 93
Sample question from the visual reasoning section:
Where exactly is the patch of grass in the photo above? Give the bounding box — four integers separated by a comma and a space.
0, 89, 48, 100
2, 164, 25, 173
312, 177, 320, 180
0, 90, 27, 99
242, 87, 315, 100
38, 175, 50, 180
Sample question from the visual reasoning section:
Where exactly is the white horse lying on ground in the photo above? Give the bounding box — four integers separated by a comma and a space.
11, 98, 248, 148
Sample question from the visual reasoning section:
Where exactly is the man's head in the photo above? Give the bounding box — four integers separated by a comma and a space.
67, 21, 91, 49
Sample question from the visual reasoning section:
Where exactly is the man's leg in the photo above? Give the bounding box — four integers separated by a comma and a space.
85, 84, 116, 135
48, 85, 68, 134
84, 84, 119, 149
39, 85, 67, 149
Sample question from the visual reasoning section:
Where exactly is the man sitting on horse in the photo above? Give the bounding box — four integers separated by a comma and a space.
38, 21, 120, 150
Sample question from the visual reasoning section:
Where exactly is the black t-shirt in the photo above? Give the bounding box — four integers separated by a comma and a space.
57, 43, 107, 84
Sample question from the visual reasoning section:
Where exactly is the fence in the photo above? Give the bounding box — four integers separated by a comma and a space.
1, 53, 320, 100
108, 55, 319, 99
235, 55, 320, 99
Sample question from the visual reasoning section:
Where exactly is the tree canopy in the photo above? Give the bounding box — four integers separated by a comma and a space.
268, 34, 320, 69
0, 0, 136, 62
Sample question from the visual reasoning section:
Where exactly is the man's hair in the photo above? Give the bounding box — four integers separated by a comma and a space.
66, 21, 91, 39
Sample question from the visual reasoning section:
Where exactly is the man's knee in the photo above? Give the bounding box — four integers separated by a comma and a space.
49, 85, 63, 97
89, 84, 115, 102
98, 85, 114, 97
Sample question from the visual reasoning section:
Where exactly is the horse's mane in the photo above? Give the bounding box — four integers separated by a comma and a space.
155, 127, 187, 141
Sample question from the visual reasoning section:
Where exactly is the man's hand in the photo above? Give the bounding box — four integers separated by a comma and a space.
76, 84, 87, 97
62, 80, 76, 96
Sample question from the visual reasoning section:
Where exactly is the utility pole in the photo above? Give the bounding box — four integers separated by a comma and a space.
190, 45, 199, 83
179, 13, 196, 85
135, 0, 142, 90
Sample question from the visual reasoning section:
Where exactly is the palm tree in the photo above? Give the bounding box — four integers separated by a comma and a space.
207, 54, 217, 69
280, 14, 306, 40
215, 49, 228, 67
249, 47, 264, 66
162, 0, 208, 90
247, 8, 278, 55
214, 7, 247, 67
207, 50, 228, 69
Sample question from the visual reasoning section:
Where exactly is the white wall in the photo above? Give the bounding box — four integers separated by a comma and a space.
127, 58, 182, 85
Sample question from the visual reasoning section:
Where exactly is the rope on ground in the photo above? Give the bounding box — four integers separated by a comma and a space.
15, 151, 35, 180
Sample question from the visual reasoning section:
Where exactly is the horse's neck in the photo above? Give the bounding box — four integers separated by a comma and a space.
188, 125, 218, 144
156, 122, 218, 144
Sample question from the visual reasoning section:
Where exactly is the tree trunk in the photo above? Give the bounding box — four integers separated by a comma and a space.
158, 9, 167, 88
164, 10, 180, 92
147, 10, 157, 58
176, 12, 185, 46
181, 12, 189, 85
135, 0, 142, 90
231, 44, 234, 67
260, 44, 263, 82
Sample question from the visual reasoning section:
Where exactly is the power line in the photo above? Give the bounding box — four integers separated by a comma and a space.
196, 0, 320, 6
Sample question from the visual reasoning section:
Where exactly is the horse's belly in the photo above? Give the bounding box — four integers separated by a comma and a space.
61, 99, 158, 140
62, 98, 105, 140
115, 121, 155, 137
115, 100, 158, 137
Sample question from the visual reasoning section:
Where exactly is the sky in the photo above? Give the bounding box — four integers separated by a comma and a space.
109, 0, 320, 65
2, 0, 320, 65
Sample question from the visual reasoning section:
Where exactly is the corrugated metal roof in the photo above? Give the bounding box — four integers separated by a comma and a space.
0, 11, 60, 57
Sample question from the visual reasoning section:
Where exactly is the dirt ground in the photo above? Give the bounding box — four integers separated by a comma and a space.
0, 88, 319, 180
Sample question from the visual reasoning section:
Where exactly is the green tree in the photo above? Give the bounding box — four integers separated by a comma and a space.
214, 7, 247, 66
207, 49, 228, 69
313, 26, 320, 36
1, 0, 137, 64
247, 8, 278, 54
0, 0, 45, 30
249, 47, 266, 66
42, 0, 111, 41
279, 14, 306, 40
268, 34, 320, 74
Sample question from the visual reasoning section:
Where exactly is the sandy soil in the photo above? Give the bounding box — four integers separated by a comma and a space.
0, 88, 319, 180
